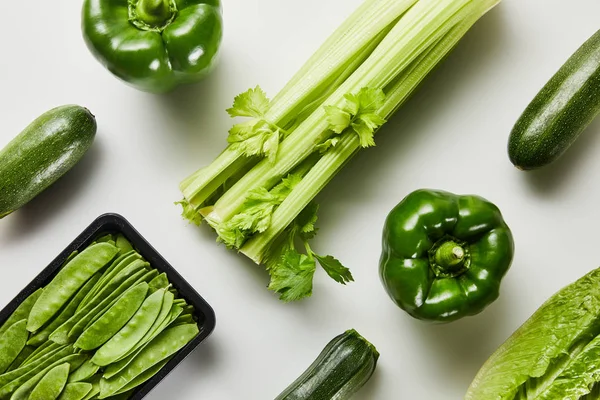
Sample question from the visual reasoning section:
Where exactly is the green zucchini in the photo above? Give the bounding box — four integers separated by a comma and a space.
275, 329, 379, 400
508, 29, 600, 170
0, 105, 96, 218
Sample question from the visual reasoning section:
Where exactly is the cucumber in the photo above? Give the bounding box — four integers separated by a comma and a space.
275, 329, 379, 400
508, 29, 600, 170
0, 105, 96, 218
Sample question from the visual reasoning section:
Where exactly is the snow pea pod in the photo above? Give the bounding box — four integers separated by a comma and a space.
148, 273, 169, 293
172, 314, 195, 326
80, 375, 100, 400
110, 357, 172, 397
102, 300, 179, 379
0, 345, 72, 390
8, 354, 85, 400
50, 267, 149, 345
0, 289, 43, 337
92, 289, 164, 366
57, 382, 92, 400
6, 346, 34, 373
75, 269, 156, 338
98, 323, 198, 397
0, 320, 28, 374
115, 235, 134, 254
68, 359, 99, 383
172, 299, 186, 307
75, 283, 148, 351
77, 252, 142, 311
94, 234, 114, 244
21, 342, 60, 367
28, 243, 119, 332
0, 352, 83, 399
28, 273, 101, 346
28, 362, 70, 400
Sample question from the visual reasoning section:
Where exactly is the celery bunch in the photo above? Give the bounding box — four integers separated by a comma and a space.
179, 0, 501, 302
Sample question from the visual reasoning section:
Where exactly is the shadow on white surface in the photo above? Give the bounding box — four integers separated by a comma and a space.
0, 139, 103, 242
353, 366, 383, 400
411, 296, 511, 390
146, 339, 219, 399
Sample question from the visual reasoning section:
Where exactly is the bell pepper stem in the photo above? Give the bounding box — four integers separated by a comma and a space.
434, 241, 466, 272
135, 0, 173, 27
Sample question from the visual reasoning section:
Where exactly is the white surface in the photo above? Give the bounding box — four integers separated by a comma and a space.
1, 0, 600, 398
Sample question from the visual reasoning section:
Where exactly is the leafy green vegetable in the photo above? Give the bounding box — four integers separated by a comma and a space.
466, 267, 600, 400
268, 251, 316, 302
226, 86, 283, 161
325, 87, 387, 147
179, 0, 500, 301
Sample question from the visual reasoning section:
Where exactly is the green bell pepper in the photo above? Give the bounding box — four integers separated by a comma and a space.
379, 189, 514, 322
82, 0, 222, 93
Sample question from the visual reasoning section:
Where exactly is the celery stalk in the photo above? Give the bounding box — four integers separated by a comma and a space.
241, 1, 500, 263
206, 0, 473, 225
179, 0, 502, 301
179, 0, 417, 209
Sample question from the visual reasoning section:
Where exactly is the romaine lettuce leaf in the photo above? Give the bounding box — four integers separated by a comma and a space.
466, 268, 600, 400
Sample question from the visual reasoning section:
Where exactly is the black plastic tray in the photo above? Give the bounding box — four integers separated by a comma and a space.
0, 213, 216, 399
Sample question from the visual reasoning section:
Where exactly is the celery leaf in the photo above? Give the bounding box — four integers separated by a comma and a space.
268, 250, 316, 302
314, 254, 354, 285
226, 86, 282, 160
352, 119, 377, 148
227, 86, 270, 118
263, 128, 281, 163
228, 123, 280, 160
296, 203, 320, 238
217, 188, 279, 248
356, 87, 386, 113
325, 106, 352, 133
316, 137, 340, 153
217, 174, 303, 248
325, 87, 386, 148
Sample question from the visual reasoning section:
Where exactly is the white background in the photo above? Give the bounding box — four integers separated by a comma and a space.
1, 0, 600, 398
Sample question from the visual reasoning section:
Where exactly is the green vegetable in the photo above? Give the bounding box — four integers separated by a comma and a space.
91, 289, 164, 366
68, 359, 99, 383
82, 0, 223, 93
178, 0, 501, 301
28, 362, 70, 400
6, 346, 35, 373
0, 105, 96, 219
57, 382, 93, 400
0, 236, 200, 399
466, 267, 600, 399
379, 189, 514, 322
74, 283, 148, 351
28, 273, 102, 347
9, 355, 85, 400
50, 267, 148, 345
0, 320, 28, 374
79, 252, 141, 310
98, 323, 199, 398
508, 29, 600, 170
27, 243, 119, 332
0, 289, 43, 337
102, 293, 178, 379
275, 329, 379, 400
20, 343, 65, 369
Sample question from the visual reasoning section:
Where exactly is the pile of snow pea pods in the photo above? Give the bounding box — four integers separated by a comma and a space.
0, 234, 199, 399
